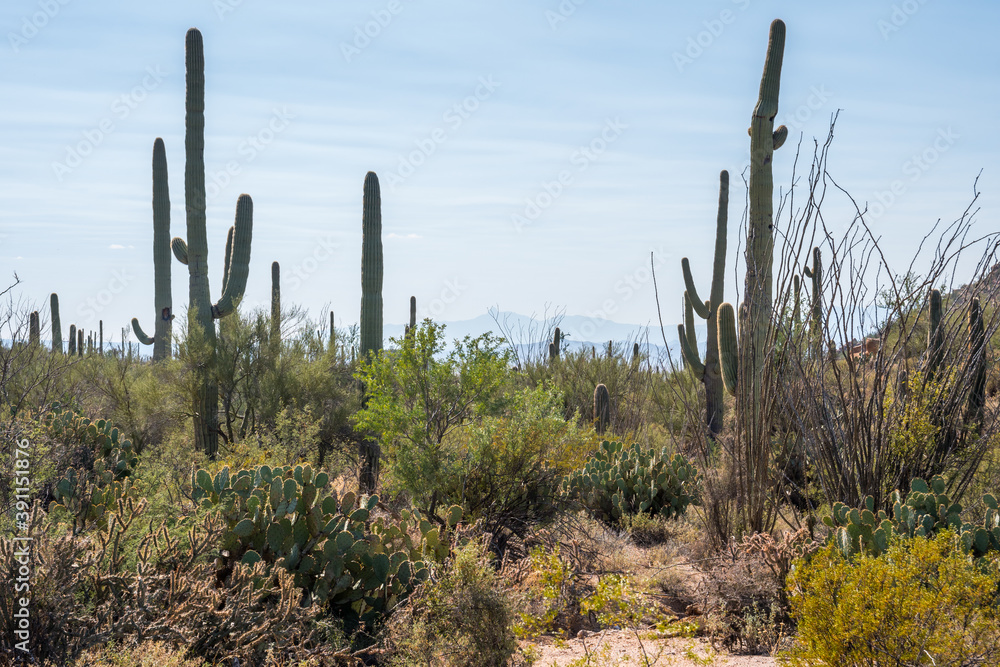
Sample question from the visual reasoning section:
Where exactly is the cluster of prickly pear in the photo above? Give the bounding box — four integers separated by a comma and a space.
190, 463, 461, 626
824, 476, 1000, 560
44, 404, 140, 533
562, 440, 700, 524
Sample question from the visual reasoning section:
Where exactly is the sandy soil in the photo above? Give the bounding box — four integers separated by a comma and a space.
522, 632, 777, 666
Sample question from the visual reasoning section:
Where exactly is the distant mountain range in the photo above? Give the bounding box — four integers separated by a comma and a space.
383, 310, 708, 363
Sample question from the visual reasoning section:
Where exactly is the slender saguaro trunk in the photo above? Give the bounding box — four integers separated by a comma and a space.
359, 171, 383, 492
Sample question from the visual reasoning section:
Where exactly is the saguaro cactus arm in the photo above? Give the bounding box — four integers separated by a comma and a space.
718, 302, 738, 396
132, 136, 173, 359
212, 198, 253, 319
171, 237, 189, 264
678, 293, 705, 375
131, 318, 155, 345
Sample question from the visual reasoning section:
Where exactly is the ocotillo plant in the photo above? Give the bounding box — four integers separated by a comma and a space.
50, 293, 62, 353
678, 169, 729, 436
803, 246, 823, 355
68, 325, 77, 355
169, 28, 255, 458
926, 288, 944, 380
271, 261, 281, 344
549, 326, 561, 361
131, 137, 173, 361
29, 311, 39, 346
716, 19, 787, 532
594, 383, 610, 436
359, 170, 383, 492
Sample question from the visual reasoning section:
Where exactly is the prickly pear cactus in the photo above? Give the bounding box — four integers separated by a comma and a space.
562, 440, 700, 524
44, 404, 140, 534
823, 475, 1000, 560
190, 463, 462, 627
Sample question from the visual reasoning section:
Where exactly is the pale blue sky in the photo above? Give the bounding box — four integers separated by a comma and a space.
1, 0, 997, 344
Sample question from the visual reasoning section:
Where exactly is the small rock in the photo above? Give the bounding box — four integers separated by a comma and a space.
576, 630, 589, 638
684, 604, 702, 616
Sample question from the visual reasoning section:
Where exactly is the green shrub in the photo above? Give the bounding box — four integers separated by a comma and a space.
785, 530, 1000, 666
562, 440, 700, 524
386, 539, 517, 667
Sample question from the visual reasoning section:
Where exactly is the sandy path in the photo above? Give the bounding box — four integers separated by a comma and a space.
522, 632, 777, 666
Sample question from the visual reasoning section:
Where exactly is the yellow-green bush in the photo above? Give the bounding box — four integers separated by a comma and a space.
784, 530, 1000, 666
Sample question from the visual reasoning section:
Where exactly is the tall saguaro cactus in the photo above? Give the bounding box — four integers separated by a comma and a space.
715, 19, 787, 532
926, 288, 944, 380
361, 171, 383, 359
170, 28, 255, 458
131, 137, 173, 360
678, 170, 729, 436
50, 293, 62, 353
405, 296, 416, 337
359, 170, 383, 492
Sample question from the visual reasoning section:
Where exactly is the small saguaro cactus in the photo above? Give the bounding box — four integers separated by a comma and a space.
405, 296, 416, 337
632, 341, 640, 365
594, 383, 610, 435
271, 260, 281, 344
803, 246, 823, 354
967, 296, 986, 426
29, 311, 39, 346
549, 326, 561, 361
78, 328, 84, 357
99, 320, 103, 356
68, 325, 77, 355
678, 170, 729, 436
50, 293, 62, 353
926, 288, 944, 379
169, 27, 255, 458
329, 310, 336, 351
131, 137, 173, 361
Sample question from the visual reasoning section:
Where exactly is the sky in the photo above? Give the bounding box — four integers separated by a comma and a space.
1, 0, 997, 347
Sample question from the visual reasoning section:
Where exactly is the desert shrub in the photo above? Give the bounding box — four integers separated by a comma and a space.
354, 320, 514, 511
562, 440, 701, 525
512, 544, 586, 638
784, 530, 1000, 666
617, 511, 674, 546
385, 538, 517, 667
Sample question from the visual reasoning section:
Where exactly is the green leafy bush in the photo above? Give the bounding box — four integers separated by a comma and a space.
562, 440, 700, 524
785, 530, 1000, 666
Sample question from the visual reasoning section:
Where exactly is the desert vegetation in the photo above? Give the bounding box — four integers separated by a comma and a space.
4, 18, 1000, 667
